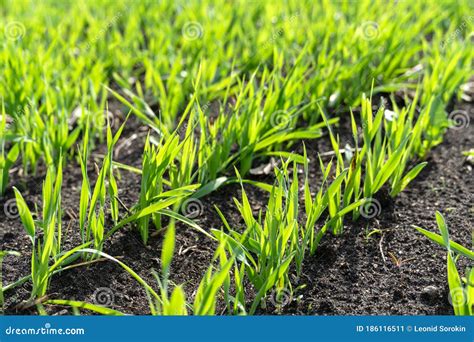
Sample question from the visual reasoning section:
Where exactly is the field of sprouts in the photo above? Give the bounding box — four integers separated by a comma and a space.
0, 0, 473, 316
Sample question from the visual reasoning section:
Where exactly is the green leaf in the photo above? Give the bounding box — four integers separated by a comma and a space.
194, 257, 234, 315
240, 179, 273, 192
45, 299, 124, 315
193, 177, 229, 199
1, 144, 20, 195
166, 286, 188, 315
414, 227, 473, 260
435, 211, 450, 249
372, 134, 411, 192
13, 188, 35, 243
446, 253, 467, 315
161, 222, 175, 275
391, 162, 427, 196
259, 151, 307, 164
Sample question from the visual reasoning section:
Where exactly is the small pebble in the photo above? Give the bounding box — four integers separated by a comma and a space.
422, 285, 438, 295
420, 285, 439, 304
54, 309, 69, 316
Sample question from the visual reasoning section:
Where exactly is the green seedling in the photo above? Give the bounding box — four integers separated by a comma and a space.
0, 104, 20, 196
78, 114, 128, 255
14, 159, 63, 298
415, 212, 473, 316
213, 157, 364, 314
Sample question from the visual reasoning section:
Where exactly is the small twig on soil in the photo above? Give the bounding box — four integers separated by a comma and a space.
94, 162, 100, 176
66, 209, 77, 220
64, 218, 75, 233
318, 147, 362, 158
379, 234, 387, 264
388, 252, 417, 267
150, 224, 172, 238
115, 195, 131, 214
114, 133, 147, 159
14, 295, 50, 310
179, 245, 197, 256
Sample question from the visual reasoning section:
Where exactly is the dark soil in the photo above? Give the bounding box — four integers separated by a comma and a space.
1, 100, 472, 316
